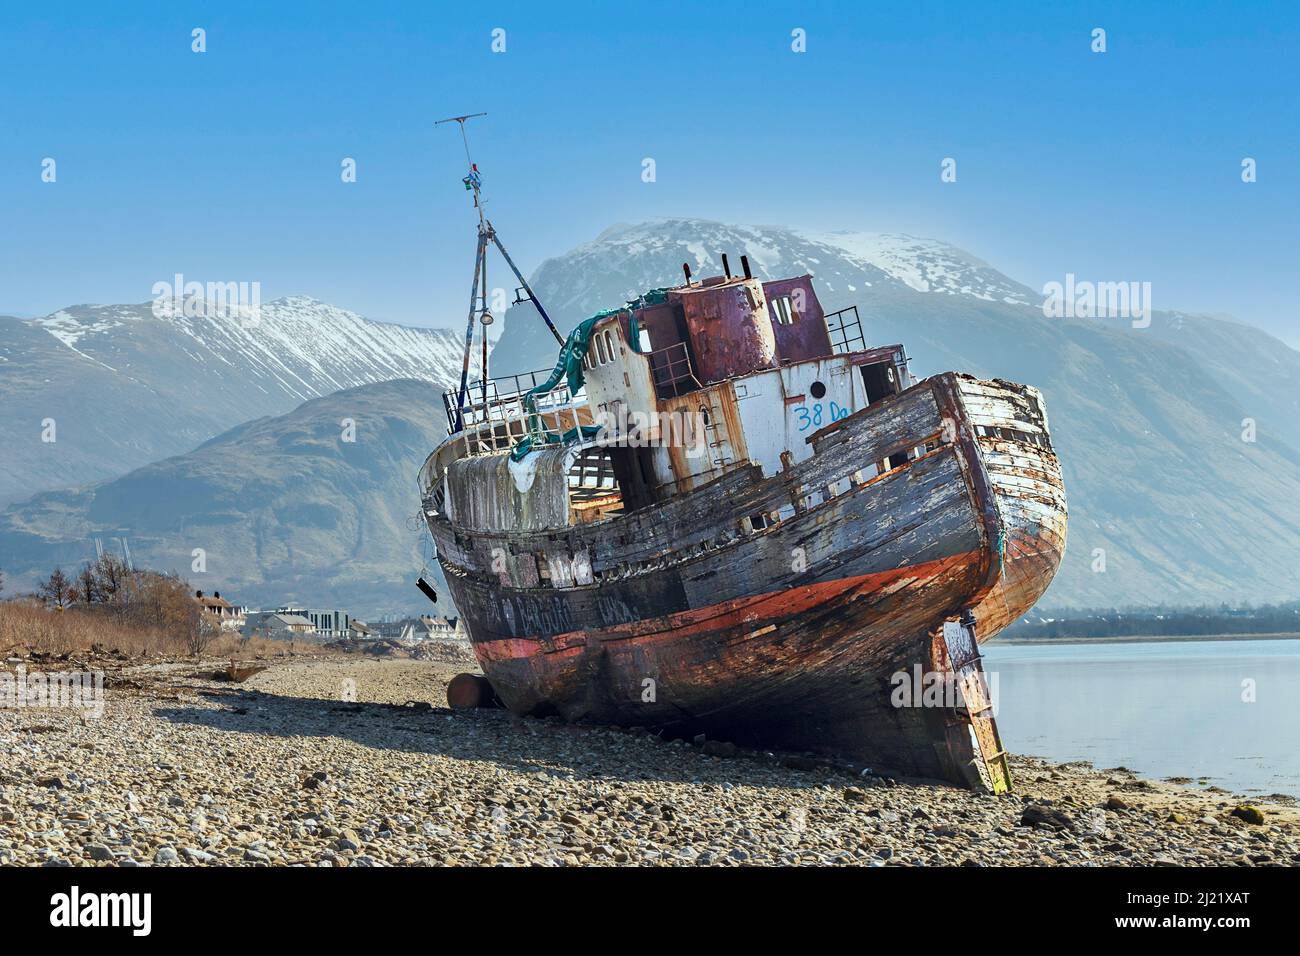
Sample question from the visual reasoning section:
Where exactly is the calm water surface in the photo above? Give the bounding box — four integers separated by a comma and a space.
981, 638, 1300, 797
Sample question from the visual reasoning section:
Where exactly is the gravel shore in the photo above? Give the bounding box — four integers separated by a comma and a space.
2, 655, 1296, 867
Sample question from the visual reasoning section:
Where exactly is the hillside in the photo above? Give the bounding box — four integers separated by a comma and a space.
0, 380, 448, 619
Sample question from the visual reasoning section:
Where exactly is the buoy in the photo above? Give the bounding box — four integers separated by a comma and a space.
447, 673, 500, 710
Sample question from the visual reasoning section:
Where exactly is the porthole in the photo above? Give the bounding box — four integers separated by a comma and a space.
810, 380, 827, 399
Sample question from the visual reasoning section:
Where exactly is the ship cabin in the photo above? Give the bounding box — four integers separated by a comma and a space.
421, 257, 914, 531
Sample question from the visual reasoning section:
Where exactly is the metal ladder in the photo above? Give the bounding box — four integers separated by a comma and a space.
942, 613, 1012, 794
702, 401, 732, 470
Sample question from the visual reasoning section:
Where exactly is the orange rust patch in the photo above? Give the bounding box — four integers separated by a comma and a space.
473, 550, 981, 663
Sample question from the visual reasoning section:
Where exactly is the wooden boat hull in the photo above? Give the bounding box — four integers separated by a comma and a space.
428, 372, 1066, 786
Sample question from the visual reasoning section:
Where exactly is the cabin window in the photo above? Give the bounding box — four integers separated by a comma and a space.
771, 295, 796, 325
638, 328, 652, 352
594, 334, 608, 365
603, 329, 616, 363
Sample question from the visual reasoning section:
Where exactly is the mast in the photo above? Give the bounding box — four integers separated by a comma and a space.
436, 113, 564, 433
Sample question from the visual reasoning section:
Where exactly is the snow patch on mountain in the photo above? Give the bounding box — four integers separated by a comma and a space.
37, 310, 125, 347
27, 296, 466, 403
798, 230, 1032, 304
530, 219, 1034, 316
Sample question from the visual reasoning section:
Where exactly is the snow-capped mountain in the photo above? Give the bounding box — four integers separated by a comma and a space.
0, 297, 462, 504
4, 218, 1299, 611
798, 230, 1034, 304
32, 295, 464, 403
490, 219, 1035, 375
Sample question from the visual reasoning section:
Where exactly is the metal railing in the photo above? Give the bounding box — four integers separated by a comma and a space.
649, 342, 701, 398
824, 305, 866, 355
443, 367, 583, 434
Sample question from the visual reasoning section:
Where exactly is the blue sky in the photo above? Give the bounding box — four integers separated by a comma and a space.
2, 1, 1297, 343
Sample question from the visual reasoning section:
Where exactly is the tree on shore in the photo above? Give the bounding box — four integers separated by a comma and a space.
75, 564, 98, 604
89, 553, 129, 606
37, 567, 75, 610
18, 558, 221, 656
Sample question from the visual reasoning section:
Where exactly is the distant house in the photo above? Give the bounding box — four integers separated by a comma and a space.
275, 607, 352, 640
195, 590, 245, 630
242, 611, 317, 641
369, 615, 465, 642
349, 621, 373, 639
426, 615, 464, 637
369, 618, 412, 640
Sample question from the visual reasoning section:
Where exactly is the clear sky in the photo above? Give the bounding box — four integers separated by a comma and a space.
2, 1, 1297, 344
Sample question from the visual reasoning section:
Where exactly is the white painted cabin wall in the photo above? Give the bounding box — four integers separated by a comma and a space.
733, 356, 866, 476
583, 318, 658, 437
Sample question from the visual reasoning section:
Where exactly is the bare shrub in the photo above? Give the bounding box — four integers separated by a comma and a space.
2, 561, 225, 658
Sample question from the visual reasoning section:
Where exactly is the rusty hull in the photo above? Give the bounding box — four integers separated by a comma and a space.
428, 372, 1066, 785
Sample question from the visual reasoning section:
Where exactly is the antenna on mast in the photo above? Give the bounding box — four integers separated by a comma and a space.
435, 112, 489, 224
437, 112, 564, 433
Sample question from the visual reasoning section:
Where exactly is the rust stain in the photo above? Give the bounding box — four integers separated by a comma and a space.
422, 255, 1068, 789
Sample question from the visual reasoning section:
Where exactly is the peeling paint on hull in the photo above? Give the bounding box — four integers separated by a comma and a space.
426, 372, 1067, 786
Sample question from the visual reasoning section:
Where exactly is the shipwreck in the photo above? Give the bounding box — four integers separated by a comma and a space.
418, 122, 1067, 791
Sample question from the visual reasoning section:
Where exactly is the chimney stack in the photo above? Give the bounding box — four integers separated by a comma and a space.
722, 253, 731, 279
740, 255, 752, 279
682, 262, 693, 285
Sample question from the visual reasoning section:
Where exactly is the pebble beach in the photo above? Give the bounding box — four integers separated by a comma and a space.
2, 655, 1296, 867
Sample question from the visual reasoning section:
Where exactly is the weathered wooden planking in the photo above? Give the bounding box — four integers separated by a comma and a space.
440, 450, 984, 644
956, 379, 1048, 435
446, 447, 573, 532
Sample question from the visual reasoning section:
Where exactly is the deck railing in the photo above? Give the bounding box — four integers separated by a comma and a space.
442, 367, 582, 434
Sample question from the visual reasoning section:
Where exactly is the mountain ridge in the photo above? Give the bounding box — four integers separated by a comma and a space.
0, 296, 465, 505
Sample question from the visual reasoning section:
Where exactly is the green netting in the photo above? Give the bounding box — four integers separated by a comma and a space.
638, 287, 671, 306
510, 311, 611, 462
508, 289, 672, 461
509, 424, 605, 463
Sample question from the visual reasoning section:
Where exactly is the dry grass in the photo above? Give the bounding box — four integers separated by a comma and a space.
0, 600, 291, 660
206, 633, 323, 661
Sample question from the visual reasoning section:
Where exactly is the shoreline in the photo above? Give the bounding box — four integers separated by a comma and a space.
990, 631, 1300, 647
